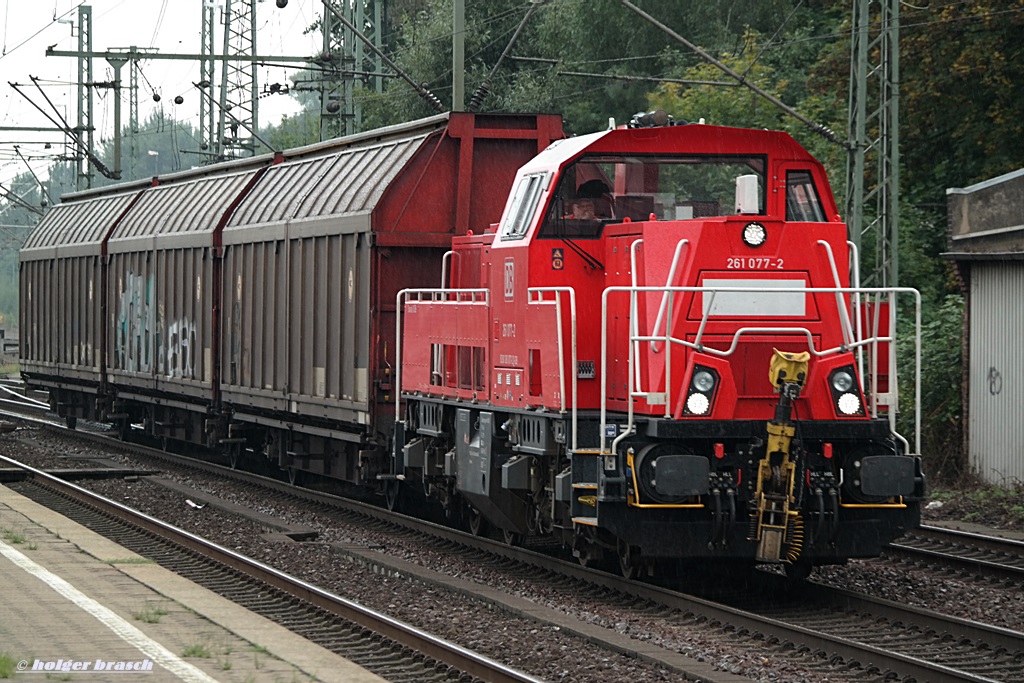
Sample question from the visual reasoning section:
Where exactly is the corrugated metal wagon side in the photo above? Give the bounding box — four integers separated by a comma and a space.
105, 169, 265, 444
19, 186, 145, 426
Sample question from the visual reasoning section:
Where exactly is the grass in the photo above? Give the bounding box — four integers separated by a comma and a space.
0, 654, 15, 679
1, 528, 27, 544
181, 643, 211, 659
926, 479, 1024, 529
133, 606, 168, 624
105, 557, 155, 565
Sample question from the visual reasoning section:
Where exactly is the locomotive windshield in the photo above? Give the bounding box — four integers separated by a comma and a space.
539, 154, 767, 239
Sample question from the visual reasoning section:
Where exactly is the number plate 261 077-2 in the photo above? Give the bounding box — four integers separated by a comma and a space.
726, 256, 784, 269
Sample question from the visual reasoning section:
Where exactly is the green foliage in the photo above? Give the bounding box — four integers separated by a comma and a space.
0, 653, 16, 679
898, 0, 1024, 202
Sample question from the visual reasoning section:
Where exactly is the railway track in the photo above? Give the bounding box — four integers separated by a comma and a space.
1, 455, 543, 683
889, 524, 1024, 583
6, 412, 1024, 682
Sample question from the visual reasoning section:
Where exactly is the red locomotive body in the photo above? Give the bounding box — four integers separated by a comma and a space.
20, 109, 923, 579
397, 116, 924, 576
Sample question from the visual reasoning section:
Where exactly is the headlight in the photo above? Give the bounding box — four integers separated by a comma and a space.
742, 222, 767, 247
686, 393, 710, 415
692, 370, 715, 393
831, 370, 854, 392
837, 392, 861, 415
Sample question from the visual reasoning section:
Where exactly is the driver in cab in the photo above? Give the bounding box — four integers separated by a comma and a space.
569, 179, 612, 220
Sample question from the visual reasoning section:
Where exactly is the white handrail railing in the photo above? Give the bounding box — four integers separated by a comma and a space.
528, 287, 577, 451
599, 284, 921, 456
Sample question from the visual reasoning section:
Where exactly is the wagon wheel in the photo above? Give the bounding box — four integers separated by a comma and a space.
286, 466, 300, 486
618, 539, 643, 580
384, 479, 401, 512
65, 415, 78, 430
467, 507, 488, 537
227, 444, 241, 470
116, 419, 131, 441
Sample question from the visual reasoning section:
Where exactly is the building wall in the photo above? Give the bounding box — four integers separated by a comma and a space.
967, 263, 1024, 483
947, 168, 1024, 485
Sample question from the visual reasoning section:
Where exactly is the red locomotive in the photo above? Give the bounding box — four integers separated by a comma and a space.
20, 109, 924, 579
395, 111, 925, 578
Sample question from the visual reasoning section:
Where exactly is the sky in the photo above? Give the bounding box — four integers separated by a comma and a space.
0, 0, 327, 186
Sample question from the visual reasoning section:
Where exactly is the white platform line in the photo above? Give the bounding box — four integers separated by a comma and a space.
0, 540, 221, 683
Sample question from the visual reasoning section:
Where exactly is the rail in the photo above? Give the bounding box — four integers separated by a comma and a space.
599, 284, 922, 455
2, 456, 544, 683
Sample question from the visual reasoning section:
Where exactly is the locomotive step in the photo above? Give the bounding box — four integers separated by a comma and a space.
571, 516, 598, 526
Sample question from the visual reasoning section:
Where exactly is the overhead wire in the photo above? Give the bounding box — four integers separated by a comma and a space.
0, 1, 84, 63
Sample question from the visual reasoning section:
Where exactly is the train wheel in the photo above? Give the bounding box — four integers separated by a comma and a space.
384, 480, 401, 512
116, 420, 130, 441
286, 467, 300, 486
502, 529, 523, 547
228, 445, 240, 469
618, 539, 643, 580
65, 415, 77, 430
573, 531, 610, 571
468, 508, 488, 537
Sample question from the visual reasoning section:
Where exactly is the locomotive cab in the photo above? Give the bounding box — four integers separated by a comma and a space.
396, 116, 925, 578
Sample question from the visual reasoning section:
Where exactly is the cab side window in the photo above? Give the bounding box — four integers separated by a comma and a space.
786, 170, 826, 222
501, 172, 547, 240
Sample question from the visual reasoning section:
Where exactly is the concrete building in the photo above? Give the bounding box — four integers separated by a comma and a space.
945, 169, 1024, 484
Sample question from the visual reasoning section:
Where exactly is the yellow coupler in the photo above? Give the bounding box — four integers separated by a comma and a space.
751, 350, 810, 562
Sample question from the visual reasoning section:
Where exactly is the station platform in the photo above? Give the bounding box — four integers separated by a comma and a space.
0, 483, 385, 683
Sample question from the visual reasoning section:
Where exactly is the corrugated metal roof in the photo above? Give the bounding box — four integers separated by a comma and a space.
227, 133, 430, 228
111, 170, 258, 240
21, 191, 139, 250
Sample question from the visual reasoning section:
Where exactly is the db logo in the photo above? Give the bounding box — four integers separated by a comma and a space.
504, 258, 515, 300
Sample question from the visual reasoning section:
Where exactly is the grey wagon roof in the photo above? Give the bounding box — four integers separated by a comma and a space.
225, 132, 430, 229
110, 169, 259, 241
21, 189, 140, 252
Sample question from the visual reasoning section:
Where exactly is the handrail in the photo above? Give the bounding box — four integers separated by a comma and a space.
649, 239, 689, 353
816, 240, 855, 349
629, 239, 644, 393
528, 287, 577, 451
440, 250, 454, 291
848, 240, 864, 384
600, 284, 921, 456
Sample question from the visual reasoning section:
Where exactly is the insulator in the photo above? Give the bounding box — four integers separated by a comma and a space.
468, 83, 490, 111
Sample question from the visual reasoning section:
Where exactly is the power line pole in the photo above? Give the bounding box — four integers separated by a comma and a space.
76, 5, 94, 191
319, 1, 385, 139
846, 0, 900, 287
200, 2, 217, 156
452, 0, 464, 111
217, 0, 259, 158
